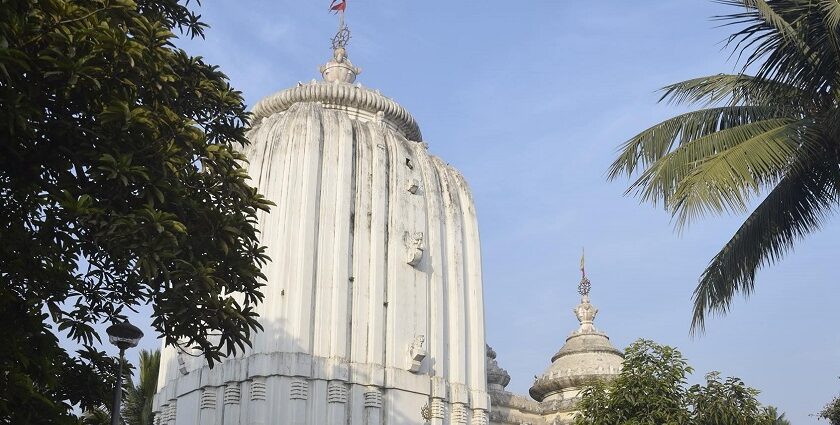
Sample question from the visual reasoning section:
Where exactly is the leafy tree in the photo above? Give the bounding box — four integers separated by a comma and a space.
575, 339, 780, 425
608, 0, 840, 331
123, 350, 161, 425
820, 392, 840, 424
574, 339, 692, 425
0, 0, 272, 423
689, 372, 769, 425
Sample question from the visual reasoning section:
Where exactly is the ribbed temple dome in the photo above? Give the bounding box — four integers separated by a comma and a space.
529, 288, 623, 402
251, 82, 422, 142
251, 47, 422, 142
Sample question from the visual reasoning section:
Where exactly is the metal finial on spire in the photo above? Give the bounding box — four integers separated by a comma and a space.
331, 26, 351, 50
578, 248, 591, 296
329, 0, 350, 50
321, 0, 361, 84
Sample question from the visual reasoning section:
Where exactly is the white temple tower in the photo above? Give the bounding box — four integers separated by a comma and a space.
153, 32, 489, 425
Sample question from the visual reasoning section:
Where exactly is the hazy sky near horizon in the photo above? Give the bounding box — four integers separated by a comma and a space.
118, 1, 838, 423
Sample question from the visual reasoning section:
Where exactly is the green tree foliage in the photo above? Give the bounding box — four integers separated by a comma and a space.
0, 0, 272, 423
689, 372, 768, 425
123, 350, 161, 425
575, 339, 784, 425
608, 1, 840, 331
574, 340, 692, 425
820, 390, 840, 424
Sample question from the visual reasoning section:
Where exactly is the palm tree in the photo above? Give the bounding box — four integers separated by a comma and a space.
767, 406, 792, 425
122, 350, 161, 425
79, 407, 110, 425
608, 0, 840, 332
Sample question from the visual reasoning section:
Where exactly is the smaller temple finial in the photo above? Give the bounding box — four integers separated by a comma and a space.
321, 0, 361, 83
578, 248, 591, 297
573, 249, 598, 334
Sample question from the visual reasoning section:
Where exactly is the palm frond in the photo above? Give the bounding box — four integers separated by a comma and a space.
821, 0, 840, 29
734, 0, 804, 42
716, 1, 837, 97
691, 145, 840, 333
609, 105, 790, 180
627, 118, 797, 213
819, 0, 840, 60
122, 350, 161, 425
716, 0, 810, 66
659, 74, 808, 107
79, 407, 110, 425
669, 119, 811, 226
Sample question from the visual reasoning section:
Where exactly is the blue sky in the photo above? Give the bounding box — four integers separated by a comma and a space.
120, 1, 839, 423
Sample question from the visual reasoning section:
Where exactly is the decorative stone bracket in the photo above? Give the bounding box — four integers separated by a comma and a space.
407, 335, 427, 373
199, 388, 216, 410
290, 379, 309, 400
250, 379, 267, 402
327, 381, 349, 404
364, 387, 383, 408
223, 383, 241, 405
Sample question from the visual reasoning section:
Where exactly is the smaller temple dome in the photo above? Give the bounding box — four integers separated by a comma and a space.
529, 267, 623, 403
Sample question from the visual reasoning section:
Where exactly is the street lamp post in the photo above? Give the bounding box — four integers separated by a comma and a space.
106, 321, 144, 425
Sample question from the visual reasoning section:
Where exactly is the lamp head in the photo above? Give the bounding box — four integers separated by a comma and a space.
106, 321, 144, 351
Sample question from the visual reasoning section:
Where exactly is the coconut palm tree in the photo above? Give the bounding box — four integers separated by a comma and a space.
766, 406, 792, 425
122, 350, 161, 425
79, 407, 110, 425
608, 0, 840, 332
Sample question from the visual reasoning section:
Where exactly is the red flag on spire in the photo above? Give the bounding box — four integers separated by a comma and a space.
330, 0, 346, 13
